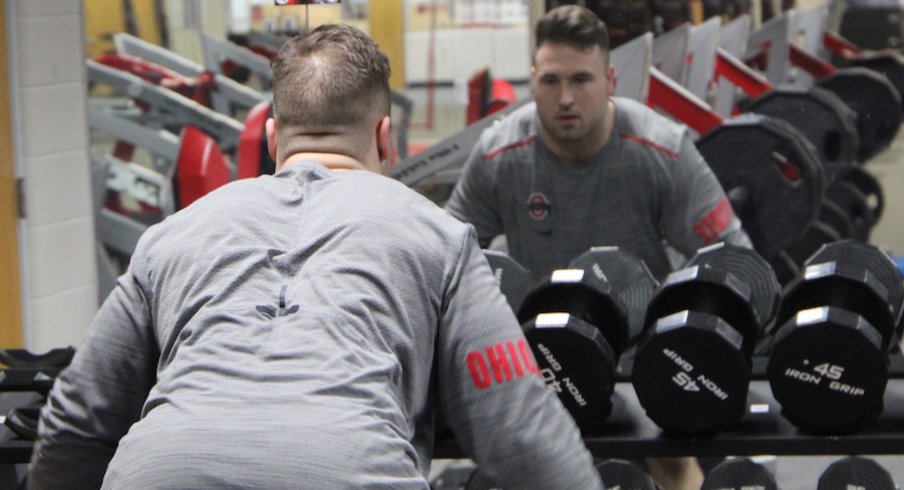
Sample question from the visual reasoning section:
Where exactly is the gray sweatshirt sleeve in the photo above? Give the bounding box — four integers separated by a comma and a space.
660, 133, 753, 257
435, 229, 603, 490
29, 264, 158, 490
444, 142, 503, 248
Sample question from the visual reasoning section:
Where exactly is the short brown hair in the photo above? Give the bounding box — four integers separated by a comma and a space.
535, 5, 610, 63
270, 24, 391, 143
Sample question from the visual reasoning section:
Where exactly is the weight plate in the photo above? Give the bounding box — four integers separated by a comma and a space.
816, 67, 902, 161
839, 166, 884, 221
819, 200, 856, 239
784, 221, 841, 266
747, 85, 859, 182
697, 113, 825, 259
824, 180, 877, 242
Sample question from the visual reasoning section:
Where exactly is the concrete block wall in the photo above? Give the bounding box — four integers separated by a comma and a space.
9, 0, 96, 352
405, 26, 531, 85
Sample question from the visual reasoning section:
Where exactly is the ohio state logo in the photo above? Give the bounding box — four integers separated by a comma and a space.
526, 192, 551, 221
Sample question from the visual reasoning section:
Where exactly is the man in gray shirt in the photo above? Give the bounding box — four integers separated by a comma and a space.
446, 6, 751, 282
29, 24, 603, 490
445, 5, 753, 489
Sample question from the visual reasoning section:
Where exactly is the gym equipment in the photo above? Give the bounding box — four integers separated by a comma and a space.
648, 65, 825, 260
701, 457, 779, 490
0, 348, 74, 370
88, 58, 245, 177
632, 243, 778, 434
466, 69, 517, 126
595, 459, 659, 490
464, 458, 659, 490
824, 177, 877, 242
390, 97, 531, 187
113, 32, 268, 119
200, 32, 274, 92
768, 240, 904, 433
666, 15, 858, 184
746, 10, 902, 161
517, 268, 630, 430
0, 348, 74, 442
483, 250, 532, 314
801, 6, 904, 113
836, 3, 904, 51
840, 166, 884, 224
817, 456, 898, 490
679, 17, 867, 262
569, 246, 659, 344
464, 467, 499, 490
88, 104, 230, 300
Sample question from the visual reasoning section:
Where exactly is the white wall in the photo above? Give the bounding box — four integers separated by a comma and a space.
9, 0, 96, 352
405, 26, 531, 85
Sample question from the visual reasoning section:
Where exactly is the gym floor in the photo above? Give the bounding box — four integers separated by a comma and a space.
405, 84, 904, 488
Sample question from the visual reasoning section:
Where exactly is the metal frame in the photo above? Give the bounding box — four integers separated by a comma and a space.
113, 32, 268, 117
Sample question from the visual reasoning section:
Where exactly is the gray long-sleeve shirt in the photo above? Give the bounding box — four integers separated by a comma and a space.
446, 97, 752, 280
29, 161, 603, 490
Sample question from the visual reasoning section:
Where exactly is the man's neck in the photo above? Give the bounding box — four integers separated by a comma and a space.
544, 99, 617, 164
279, 153, 366, 172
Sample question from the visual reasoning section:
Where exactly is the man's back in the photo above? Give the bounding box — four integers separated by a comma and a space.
100, 162, 465, 487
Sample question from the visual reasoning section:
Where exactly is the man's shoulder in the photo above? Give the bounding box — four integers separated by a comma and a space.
613, 97, 687, 155
477, 102, 539, 161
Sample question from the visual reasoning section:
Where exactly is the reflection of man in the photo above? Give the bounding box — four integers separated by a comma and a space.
446, 5, 751, 283
274, 0, 340, 4
29, 24, 603, 490
446, 5, 752, 489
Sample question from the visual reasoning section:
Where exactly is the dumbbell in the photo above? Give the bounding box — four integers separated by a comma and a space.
483, 250, 531, 314
516, 247, 650, 431
632, 242, 781, 434
569, 246, 659, 346
767, 240, 904, 434
595, 459, 659, 490
466, 458, 659, 490
817, 456, 898, 490
701, 457, 779, 490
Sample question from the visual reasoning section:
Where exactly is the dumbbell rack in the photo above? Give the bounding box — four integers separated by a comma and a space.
2, 358, 904, 464
433, 352, 904, 459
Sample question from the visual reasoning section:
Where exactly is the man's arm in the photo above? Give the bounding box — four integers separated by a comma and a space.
444, 144, 504, 248
660, 133, 753, 258
29, 266, 159, 490
434, 229, 603, 490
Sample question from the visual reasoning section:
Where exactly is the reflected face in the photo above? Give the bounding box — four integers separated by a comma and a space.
532, 42, 614, 147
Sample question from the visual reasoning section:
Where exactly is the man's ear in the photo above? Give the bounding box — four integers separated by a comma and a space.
265, 117, 279, 165
376, 115, 392, 164
608, 64, 616, 96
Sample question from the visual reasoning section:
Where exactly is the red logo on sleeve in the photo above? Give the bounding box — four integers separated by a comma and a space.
467, 338, 539, 389
693, 197, 734, 244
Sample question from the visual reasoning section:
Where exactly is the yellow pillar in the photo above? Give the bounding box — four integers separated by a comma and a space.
132, 0, 164, 46
369, 0, 405, 89
84, 0, 126, 57
0, 4, 24, 348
